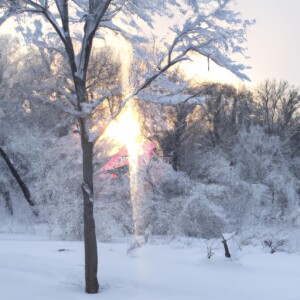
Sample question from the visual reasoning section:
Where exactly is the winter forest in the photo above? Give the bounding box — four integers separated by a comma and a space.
1, 0, 300, 299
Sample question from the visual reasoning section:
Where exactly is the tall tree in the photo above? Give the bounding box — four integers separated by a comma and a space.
0, 0, 253, 293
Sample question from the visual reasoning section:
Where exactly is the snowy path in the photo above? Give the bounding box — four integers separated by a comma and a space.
0, 234, 300, 300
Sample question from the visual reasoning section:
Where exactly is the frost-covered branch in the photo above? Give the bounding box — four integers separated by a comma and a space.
81, 85, 122, 114
31, 95, 88, 117
32, 83, 77, 106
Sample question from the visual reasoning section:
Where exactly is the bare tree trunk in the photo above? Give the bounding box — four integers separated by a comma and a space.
221, 235, 231, 258
172, 103, 190, 171
4, 190, 13, 215
75, 73, 99, 293
231, 94, 238, 128
76, 78, 99, 293
81, 134, 99, 294
0, 183, 13, 215
212, 94, 222, 144
172, 118, 183, 171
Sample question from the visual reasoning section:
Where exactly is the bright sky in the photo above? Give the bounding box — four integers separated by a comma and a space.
237, 0, 300, 87
1, 1, 299, 88
182, 1, 300, 87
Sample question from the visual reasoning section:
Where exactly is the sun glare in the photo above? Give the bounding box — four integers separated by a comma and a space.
100, 101, 144, 236
102, 34, 145, 236
98, 31, 247, 238
100, 103, 142, 151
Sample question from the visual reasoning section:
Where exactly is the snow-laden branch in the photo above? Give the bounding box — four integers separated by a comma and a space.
1, 0, 254, 138
32, 83, 77, 106
80, 85, 122, 114
31, 95, 88, 117
90, 56, 187, 144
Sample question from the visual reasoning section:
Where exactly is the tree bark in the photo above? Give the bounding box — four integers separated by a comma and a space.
74, 67, 99, 293
81, 133, 99, 294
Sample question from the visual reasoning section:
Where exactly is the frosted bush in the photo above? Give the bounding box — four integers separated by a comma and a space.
234, 127, 300, 217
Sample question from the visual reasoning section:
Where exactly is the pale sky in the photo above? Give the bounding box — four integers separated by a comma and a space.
1, 1, 299, 88
174, 1, 300, 87
237, 0, 300, 87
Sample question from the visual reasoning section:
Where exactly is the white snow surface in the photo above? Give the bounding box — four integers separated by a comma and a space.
1, 234, 300, 300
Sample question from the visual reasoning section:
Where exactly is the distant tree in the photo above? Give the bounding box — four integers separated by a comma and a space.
0, 35, 19, 98
256, 79, 300, 137
168, 82, 253, 173
0, 0, 253, 293
201, 82, 237, 145
198, 82, 254, 145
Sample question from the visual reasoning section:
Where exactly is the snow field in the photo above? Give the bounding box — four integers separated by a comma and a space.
0, 235, 300, 300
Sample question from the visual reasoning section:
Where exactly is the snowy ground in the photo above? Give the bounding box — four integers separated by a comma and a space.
1, 234, 300, 300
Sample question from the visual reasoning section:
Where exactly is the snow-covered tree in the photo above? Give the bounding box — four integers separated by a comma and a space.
0, 0, 253, 293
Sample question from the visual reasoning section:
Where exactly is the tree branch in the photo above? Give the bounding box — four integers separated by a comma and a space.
31, 95, 88, 117
0, 146, 35, 209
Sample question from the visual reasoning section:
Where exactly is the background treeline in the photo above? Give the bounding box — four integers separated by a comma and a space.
0, 34, 299, 250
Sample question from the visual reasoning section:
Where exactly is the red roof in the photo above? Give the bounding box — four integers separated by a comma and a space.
99, 141, 156, 178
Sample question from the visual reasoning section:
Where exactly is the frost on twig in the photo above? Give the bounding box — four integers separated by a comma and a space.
206, 239, 218, 259
263, 239, 286, 254
126, 236, 148, 257
31, 95, 88, 117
